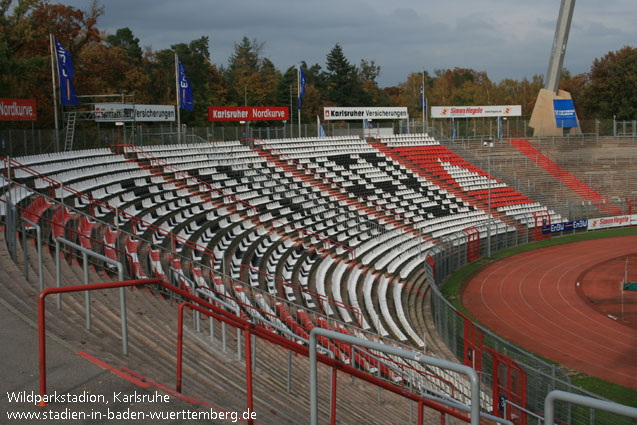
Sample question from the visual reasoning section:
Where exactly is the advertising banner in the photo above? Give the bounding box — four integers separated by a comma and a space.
541, 219, 588, 234
95, 104, 175, 122
0, 98, 37, 121
587, 215, 631, 231
553, 99, 578, 128
208, 106, 289, 122
133, 105, 176, 122
323, 107, 408, 121
431, 105, 521, 119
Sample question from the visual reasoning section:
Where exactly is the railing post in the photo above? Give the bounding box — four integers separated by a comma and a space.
176, 303, 184, 393
222, 320, 227, 351
83, 252, 91, 330
244, 327, 254, 425
22, 219, 28, 281
409, 378, 413, 422
23, 218, 43, 292
209, 296, 215, 342
38, 292, 47, 406
330, 364, 337, 425
287, 349, 292, 393
55, 239, 61, 310
118, 267, 127, 356
251, 334, 256, 371
237, 328, 242, 361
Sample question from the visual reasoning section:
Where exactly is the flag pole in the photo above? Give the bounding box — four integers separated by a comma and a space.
425, 97, 428, 133
49, 34, 60, 151
297, 64, 301, 137
422, 71, 425, 133
175, 53, 181, 144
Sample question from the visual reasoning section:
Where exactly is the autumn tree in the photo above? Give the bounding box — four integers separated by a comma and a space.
0, 0, 103, 126
582, 46, 637, 120
224, 36, 279, 111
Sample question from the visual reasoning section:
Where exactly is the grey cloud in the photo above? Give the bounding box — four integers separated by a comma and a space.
60, 0, 636, 86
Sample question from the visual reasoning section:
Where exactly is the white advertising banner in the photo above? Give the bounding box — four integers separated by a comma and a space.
324, 107, 408, 120
134, 104, 176, 122
431, 105, 522, 119
95, 103, 176, 122
587, 215, 631, 230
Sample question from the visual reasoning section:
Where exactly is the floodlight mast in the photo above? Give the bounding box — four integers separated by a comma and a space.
545, 0, 576, 94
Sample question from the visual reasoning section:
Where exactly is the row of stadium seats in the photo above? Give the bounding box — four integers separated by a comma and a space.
379, 135, 563, 227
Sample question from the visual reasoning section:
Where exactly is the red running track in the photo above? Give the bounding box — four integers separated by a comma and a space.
462, 235, 637, 390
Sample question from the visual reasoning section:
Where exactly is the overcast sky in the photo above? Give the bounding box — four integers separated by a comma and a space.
61, 0, 635, 87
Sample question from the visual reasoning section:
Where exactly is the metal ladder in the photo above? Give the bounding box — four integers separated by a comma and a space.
64, 111, 77, 151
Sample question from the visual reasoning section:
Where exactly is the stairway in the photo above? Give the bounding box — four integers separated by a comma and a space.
507, 138, 623, 216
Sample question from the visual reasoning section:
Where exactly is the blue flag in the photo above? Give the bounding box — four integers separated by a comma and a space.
497, 116, 503, 138
54, 38, 79, 105
177, 58, 194, 110
452, 117, 456, 139
298, 66, 306, 110
420, 84, 424, 108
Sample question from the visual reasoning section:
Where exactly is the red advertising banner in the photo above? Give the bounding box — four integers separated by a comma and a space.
0, 98, 37, 121
208, 106, 289, 122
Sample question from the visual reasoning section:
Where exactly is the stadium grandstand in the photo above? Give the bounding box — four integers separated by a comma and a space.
1, 127, 636, 424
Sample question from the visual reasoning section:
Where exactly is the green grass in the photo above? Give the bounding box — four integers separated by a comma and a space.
440, 227, 637, 405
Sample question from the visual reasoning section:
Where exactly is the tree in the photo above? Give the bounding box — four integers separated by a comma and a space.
0, 0, 103, 126
276, 65, 298, 114
583, 46, 637, 120
359, 59, 381, 83
558, 72, 589, 119
324, 44, 366, 106
224, 36, 274, 107
107, 27, 142, 60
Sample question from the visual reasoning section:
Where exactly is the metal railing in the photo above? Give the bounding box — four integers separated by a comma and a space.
35, 277, 483, 425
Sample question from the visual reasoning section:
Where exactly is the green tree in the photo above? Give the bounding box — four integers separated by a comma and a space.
276, 65, 298, 114
358, 59, 380, 83
323, 44, 366, 106
147, 36, 227, 126
583, 46, 637, 120
106, 27, 142, 60
224, 36, 276, 107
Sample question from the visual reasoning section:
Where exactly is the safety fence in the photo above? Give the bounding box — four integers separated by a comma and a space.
1, 118, 635, 157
